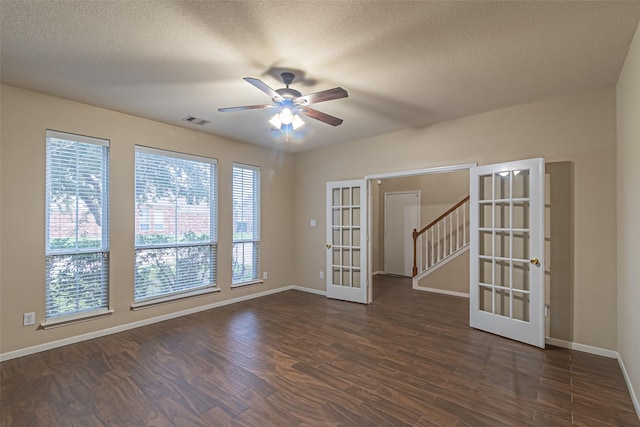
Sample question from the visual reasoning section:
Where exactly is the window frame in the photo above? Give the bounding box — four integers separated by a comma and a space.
133, 146, 219, 307
232, 162, 261, 286
43, 130, 112, 326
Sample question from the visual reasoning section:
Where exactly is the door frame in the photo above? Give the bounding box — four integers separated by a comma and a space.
365, 163, 476, 303
383, 191, 420, 276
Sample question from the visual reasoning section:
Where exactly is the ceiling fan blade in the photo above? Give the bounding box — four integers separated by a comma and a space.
218, 104, 272, 112
299, 106, 344, 126
243, 77, 284, 102
295, 87, 348, 105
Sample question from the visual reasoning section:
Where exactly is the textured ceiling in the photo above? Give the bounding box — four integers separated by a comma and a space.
2, 1, 639, 153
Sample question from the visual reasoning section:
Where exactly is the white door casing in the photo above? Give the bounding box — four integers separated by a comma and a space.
326, 180, 368, 304
470, 158, 545, 348
384, 192, 419, 276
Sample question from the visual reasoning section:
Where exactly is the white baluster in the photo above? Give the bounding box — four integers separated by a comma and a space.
444, 216, 448, 257
438, 222, 441, 262
463, 202, 467, 245
445, 216, 449, 257
418, 234, 421, 273
449, 213, 453, 255
446, 217, 449, 257
456, 208, 460, 251
441, 221, 444, 260
421, 234, 425, 272
430, 228, 434, 267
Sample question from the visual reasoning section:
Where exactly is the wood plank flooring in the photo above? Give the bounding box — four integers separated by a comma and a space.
2, 275, 638, 426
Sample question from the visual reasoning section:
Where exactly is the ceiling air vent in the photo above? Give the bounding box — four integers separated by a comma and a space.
182, 115, 209, 126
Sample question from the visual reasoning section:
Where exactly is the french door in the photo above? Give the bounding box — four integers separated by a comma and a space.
470, 158, 545, 348
326, 180, 368, 303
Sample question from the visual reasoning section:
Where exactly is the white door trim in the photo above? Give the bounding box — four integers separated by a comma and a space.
366, 163, 476, 181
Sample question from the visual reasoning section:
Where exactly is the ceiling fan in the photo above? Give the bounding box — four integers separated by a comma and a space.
218, 72, 348, 129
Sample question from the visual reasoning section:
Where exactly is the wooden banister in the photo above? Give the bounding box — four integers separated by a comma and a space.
412, 195, 470, 277
415, 196, 470, 238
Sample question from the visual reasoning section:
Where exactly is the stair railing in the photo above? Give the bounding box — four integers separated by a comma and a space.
412, 196, 470, 277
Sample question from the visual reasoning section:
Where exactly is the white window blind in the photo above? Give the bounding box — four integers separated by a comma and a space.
232, 163, 260, 284
45, 130, 110, 319
134, 146, 217, 302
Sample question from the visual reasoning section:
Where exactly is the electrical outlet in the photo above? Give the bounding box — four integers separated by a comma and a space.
263, 271, 268, 280
319, 271, 324, 279
310, 219, 317, 227
23, 312, 35, 326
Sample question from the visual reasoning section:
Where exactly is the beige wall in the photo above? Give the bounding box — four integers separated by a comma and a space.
294, 88, 617, 350
0, 85, 296, 355
617, 22, 640, 413
418, 250, 469, 295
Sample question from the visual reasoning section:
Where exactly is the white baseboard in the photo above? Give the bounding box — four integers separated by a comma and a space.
372, 271, 385, 276
544, 337, 618, 359
0, 285, 296, 362
291, 285, 327, 296
618, 355, 640, 420
414, 285, 470, 298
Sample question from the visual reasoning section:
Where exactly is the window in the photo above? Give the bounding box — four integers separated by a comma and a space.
134, 147, 217, 302
45, 130, 110, 319
232, 163, 260, 284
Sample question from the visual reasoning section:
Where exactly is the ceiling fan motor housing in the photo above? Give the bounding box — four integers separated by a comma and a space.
276, 87, 302, 100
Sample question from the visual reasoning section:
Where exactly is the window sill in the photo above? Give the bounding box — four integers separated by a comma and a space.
131, 287, 220, 311
40, 309, 114, 330
231, 279, 264, 289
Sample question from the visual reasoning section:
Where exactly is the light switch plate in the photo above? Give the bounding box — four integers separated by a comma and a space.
23, 312, 35, 326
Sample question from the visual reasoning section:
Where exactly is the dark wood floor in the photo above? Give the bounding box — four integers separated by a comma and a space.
2, 275, 638, 426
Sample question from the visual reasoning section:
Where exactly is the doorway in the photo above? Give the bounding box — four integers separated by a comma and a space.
370, 166, 471, 297
384, 191, 419, 276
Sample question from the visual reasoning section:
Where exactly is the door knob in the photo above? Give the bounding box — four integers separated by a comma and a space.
327, 244, 332, 249
530, 258, 540, 266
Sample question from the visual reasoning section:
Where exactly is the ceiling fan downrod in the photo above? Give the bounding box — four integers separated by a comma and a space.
281, 72, 295, 88
276, 72, 302, 99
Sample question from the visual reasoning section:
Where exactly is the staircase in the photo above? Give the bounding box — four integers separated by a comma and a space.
412, 196, 470, 286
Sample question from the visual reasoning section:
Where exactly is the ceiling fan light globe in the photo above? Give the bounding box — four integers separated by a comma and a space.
269, 113, 282, 129
280, 108, 294, 125
292, 114, 305, 130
